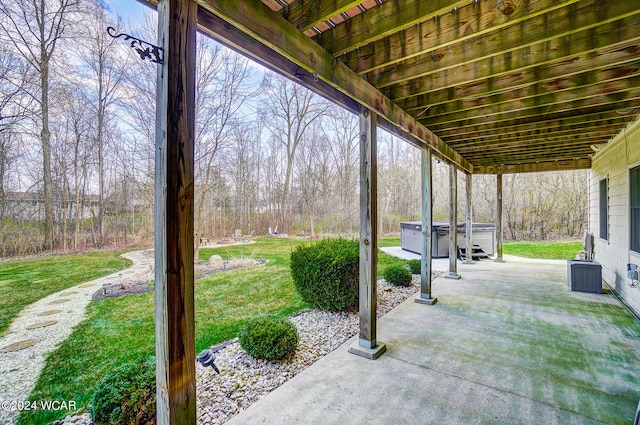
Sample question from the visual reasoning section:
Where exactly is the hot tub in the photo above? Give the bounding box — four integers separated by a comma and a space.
400, 221, 496, 258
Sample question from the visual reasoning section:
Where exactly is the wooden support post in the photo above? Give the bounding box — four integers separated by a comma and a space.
415, 145, 437, 305
464, 172, 474, 264
495, 174, 505, 262
446, 163, 461, 279
155, 0, 197, 423
349, 106, 386, 360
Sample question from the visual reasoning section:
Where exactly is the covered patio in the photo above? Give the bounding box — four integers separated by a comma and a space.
134, 0, 640, 422
226, 257, 640, 424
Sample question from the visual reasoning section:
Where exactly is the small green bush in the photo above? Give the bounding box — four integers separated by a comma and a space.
407, 259, 421, 274
290, 238, 359, 311
91, 356, 156, 425
238, 316, 299, 361
383, 265, 412, 287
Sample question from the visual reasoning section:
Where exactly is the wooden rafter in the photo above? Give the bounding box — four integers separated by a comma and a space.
451, 127, 622, 149
387, 37, 640, 105
437, 111, 636, 139
473, 159, 593, 174
374, 4, 640, 89
400, 65, 640, 116
278, 0, 363, 31
424, 97, 640, 132
314, 0, 470, 55
345, 0, 583, 74
420, 89, 640, 128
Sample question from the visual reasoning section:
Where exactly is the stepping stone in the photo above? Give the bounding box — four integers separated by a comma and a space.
37, 310, 61, 316
59, 291, 78, 296
49, 299, 71, 305
0, 339, 38, 352
78, 283, 96, 288
26, 320, 57, 330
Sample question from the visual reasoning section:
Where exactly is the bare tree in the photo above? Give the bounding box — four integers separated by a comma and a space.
193, 36, 256, 258
73, 1, 130, 246
261, 74, 329, 233
294, 124, 332, 238
0, 36, 33, 219
321, 108, 358, 234
0, 0, 80, 249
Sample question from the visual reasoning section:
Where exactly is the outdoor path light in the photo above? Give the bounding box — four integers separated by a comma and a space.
197, 348, 220, 374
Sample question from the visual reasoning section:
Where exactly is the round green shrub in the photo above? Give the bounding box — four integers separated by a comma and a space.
290, 238, 359, 311
407, 259, 421, 274
383, 265, 412, 287
91, 356, 156, 425
238, 316, 299, 361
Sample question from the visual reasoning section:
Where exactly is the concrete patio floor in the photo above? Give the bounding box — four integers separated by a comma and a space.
226, 257, 640, 425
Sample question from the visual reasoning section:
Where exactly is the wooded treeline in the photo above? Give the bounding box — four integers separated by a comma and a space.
0, 2, 587, 257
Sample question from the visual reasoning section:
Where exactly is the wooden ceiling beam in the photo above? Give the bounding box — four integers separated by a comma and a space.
472, 159, 592, 174
374, 5, 640, 89
471, 150, 594, 165
417, 73, 640, 121
424, 95, 640, 132
452, 130, 619, 152
196, 0, 472, 173
437, 111, 634, 139
462, 141, 607, 159
420, 86, 640, 127
313, 0, 468, 55
387, 37, 640, 105
347, 0, 580, 74
400, 64, 640, 115
278, 0, 363, 31
447, 124, 627, 145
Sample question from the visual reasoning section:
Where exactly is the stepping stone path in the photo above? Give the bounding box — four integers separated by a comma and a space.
0, 339, 39, 353
25, 320, 58, 330
0, 250, 153, 425
37, 310, 62, 316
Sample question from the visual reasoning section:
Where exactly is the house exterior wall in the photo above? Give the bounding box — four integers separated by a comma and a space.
589, 117, 640, 316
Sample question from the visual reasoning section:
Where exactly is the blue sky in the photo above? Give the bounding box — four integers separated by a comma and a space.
104, 0, 151, 26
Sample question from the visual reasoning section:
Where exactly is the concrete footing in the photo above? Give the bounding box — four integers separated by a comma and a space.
414, 295, 438, 305
445, 273, 461, 280
348, 341, 387, 360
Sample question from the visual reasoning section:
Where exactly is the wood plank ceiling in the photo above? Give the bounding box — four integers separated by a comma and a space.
263, 0, 640, 173
143, 0, 640, 174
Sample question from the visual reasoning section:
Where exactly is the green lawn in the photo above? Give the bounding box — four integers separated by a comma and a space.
19, 236, 406, 424
503, 240, 583, 260
0, 251, 131, 336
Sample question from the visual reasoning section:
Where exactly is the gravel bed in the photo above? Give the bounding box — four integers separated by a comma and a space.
45, 273, 443, 425
195, 274, 440, 425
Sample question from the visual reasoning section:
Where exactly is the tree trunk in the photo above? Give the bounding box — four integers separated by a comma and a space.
41, 57, 54, 250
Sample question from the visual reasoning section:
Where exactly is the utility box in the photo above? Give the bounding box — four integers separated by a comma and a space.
567, 260, 602, 294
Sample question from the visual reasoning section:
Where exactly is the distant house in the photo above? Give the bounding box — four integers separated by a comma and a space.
590, 117, 640, 317
2, 191, 100, 221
